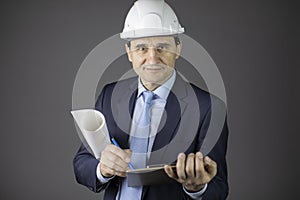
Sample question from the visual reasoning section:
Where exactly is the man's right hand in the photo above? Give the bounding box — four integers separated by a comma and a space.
99, 144, 132, 178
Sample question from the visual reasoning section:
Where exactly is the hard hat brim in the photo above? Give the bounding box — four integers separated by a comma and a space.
120, 27, 185, 40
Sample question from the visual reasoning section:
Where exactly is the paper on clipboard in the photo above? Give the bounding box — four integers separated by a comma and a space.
71, 109, 111, 159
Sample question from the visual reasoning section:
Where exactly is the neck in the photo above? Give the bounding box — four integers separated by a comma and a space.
141, 73, 173, 91
142, 82, 160, 91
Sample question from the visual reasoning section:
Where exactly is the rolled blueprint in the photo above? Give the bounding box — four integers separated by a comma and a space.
71, 109, 111, 159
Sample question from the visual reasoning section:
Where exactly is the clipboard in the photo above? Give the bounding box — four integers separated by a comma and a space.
126, 165, 177, 187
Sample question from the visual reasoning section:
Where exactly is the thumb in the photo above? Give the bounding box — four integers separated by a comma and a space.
124, 149, 132, 156
204, 156, 217, 177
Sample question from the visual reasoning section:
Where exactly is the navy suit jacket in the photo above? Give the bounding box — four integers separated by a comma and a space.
73, 74, 229, 199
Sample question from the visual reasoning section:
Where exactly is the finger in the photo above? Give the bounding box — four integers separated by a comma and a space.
124, 149, 133, 157
101, 149, 129, 169
100, 155, 129, 172
101, 147, 130, 171
100, 163, 118, 177
195, 152, 205, 178
185, 153, 195, 178
106, 144, 131, 163
176, 153, 186, 180
99, 163, 114, 178
114, 171, 127, 177
100, 162, 127, 177
164, 165, 177, 179
204, 156, 217, 177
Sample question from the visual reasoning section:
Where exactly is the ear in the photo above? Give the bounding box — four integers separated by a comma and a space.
125, 44, 132, 62
175, 42, 182, 59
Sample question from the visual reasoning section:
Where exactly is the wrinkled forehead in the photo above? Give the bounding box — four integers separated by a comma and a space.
130, 36, 176, 46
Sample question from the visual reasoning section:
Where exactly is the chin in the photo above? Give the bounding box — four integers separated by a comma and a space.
144, 77, 167, 85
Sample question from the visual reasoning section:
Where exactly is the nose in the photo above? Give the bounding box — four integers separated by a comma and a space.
147, 47, 159, 64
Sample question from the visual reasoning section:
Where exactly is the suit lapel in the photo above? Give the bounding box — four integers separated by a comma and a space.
149, 74, 188, 164
142, 75, 188, 199
113, 78, 138, 149
143, 74, 198, 199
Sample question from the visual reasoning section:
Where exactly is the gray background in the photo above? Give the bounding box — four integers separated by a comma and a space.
0, 0, 298, 199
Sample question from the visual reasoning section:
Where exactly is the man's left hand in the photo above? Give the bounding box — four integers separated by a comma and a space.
164, 152, 217, 192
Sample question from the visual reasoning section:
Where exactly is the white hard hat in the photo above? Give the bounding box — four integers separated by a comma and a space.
120, 0, 184, 40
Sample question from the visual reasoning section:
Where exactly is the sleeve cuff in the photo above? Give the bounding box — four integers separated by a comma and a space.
96, 163, 115, 184
183, 184, 207, 199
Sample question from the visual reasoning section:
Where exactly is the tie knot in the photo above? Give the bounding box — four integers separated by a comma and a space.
142, 91, 154, 104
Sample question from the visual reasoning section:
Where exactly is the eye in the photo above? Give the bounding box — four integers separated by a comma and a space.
156, 44, 170, 53
156, 45, 165, 50
134, 45, 148, 53
137, 47, 146, 51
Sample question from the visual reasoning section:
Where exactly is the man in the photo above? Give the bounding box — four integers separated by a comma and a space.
73, 0, 229, 199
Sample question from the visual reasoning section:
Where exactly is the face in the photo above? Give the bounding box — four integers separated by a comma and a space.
126, 36, 181, 90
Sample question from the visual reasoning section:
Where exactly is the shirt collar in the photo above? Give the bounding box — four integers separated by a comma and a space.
137, 70, 176, 101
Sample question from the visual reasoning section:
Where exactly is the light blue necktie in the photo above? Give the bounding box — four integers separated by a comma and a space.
119, 91, 154, 200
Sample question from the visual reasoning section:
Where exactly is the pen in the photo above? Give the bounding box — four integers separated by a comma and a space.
111, 137, 135, 170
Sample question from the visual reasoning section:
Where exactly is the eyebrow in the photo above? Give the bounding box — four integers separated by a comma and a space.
156, 43, 171, 47
133, 42, 172, 49
134, 44, 147, 49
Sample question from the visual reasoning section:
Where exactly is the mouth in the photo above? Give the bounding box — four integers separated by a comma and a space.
142, 64, 167, 72
144, 67, 163, 72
